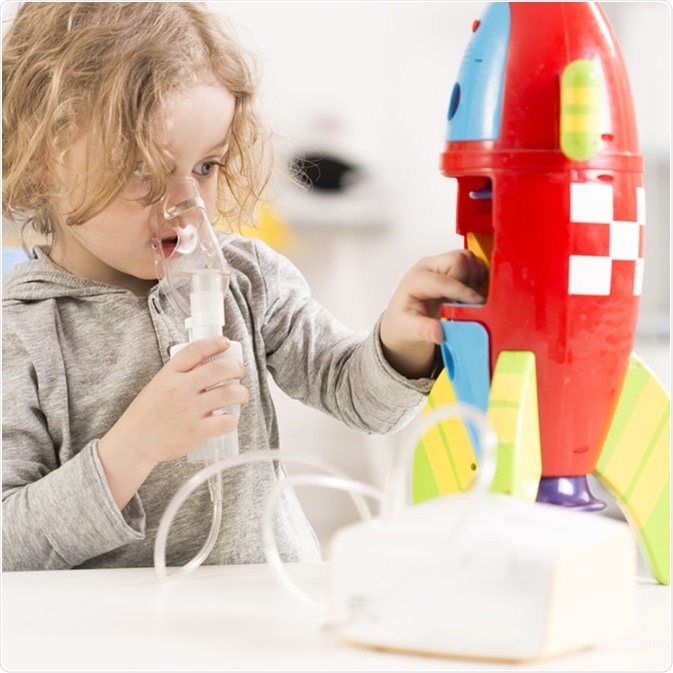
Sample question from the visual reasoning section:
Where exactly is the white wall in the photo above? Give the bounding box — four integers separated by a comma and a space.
220, 1, 479, 315
208, 2, 670, 546
601, 2, 671, 336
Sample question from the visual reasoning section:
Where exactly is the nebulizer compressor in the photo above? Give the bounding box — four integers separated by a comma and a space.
150, 178, 636, 662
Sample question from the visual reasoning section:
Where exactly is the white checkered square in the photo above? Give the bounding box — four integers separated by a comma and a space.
568, 255, 612, 296
610, 220, 640, 260
570, 183, 613, 223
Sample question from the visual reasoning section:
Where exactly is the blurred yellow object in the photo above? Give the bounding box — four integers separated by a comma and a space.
3, 218, 39, 248
2, 220, 44, 275
221, 202, 294, 253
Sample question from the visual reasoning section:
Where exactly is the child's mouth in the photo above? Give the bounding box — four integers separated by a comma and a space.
156, 232, 179, 258
162, 236, 178, 258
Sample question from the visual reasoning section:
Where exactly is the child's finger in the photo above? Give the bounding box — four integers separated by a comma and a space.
193, 358, 245, 392
169, 336, 231, 372
405, 315, 445, 345
199, 382, 249, 415
408, 270, 485, 305
434, 273, 486, 304
417, 250, 487, 293
201, 412, 240, 438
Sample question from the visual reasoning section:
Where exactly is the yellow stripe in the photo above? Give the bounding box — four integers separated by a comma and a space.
419, 427, 459, 493
490, 372, 523, 401
561, 114, 599, 133
487, 353, 541, 502
487, 407, 517, 445
422, 372, 474, 494
562, 87, 600, 105
428, 366, 453, 400
600, 378, 669, 492
489, 372, 525, 444
626, 417, 670, 528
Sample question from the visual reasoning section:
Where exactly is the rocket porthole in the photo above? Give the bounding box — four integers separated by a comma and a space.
448, 83, 461, 121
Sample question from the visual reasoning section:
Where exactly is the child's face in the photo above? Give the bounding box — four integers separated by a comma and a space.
49, 82, 236, 294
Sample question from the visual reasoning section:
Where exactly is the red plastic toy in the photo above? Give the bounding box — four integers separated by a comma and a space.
439, 1, 647, 504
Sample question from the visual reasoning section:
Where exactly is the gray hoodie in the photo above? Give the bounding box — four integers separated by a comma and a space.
2, 235, 432, 571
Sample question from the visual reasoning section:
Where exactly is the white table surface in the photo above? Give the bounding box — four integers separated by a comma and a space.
2, 562, 670, 672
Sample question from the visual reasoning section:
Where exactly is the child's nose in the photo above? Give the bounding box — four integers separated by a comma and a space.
150, 176, 205, 238
162, 176, 206, 220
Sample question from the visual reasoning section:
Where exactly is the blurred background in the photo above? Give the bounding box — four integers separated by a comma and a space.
2, 2, 670, 552
212, 1, 671, 547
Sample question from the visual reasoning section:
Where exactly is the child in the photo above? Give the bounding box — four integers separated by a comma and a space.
2, 2, 486, 571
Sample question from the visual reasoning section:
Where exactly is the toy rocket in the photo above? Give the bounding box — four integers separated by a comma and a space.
412, 2, 670, 584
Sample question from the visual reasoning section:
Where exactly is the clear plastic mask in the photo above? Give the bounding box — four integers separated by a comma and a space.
151, 176, 230, 319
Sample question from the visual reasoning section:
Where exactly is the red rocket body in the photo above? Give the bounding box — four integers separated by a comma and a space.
440, 2, 644, 480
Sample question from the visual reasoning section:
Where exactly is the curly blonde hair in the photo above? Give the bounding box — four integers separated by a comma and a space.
2, 2, 273, 237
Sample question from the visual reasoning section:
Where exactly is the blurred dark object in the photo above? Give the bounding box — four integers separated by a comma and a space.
291, 153, 363, 192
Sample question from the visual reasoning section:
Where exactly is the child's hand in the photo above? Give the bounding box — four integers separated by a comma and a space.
379, 249, 486, 379
97, 336, 248, 509
120, 336, 247, 463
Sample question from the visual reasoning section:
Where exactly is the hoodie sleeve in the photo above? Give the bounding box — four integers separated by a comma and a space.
2, 322, 145, 571
253, 239, 434, 434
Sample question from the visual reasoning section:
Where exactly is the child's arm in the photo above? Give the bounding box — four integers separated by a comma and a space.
379, 250, 486, 379
97, 336, 247, 510
253, 239, 485, 435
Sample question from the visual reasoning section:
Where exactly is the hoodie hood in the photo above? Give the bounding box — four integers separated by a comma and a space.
2, 246, 141, 304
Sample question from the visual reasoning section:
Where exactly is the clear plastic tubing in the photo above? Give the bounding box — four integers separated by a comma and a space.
154, 450, 382, 582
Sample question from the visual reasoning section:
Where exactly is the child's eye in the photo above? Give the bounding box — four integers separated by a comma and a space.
123, 164, 152, 199
132, 165, 150, 181
193, 160, 223, 177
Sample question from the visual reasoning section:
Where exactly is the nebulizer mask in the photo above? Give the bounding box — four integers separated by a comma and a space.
152, 177, 229, 339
